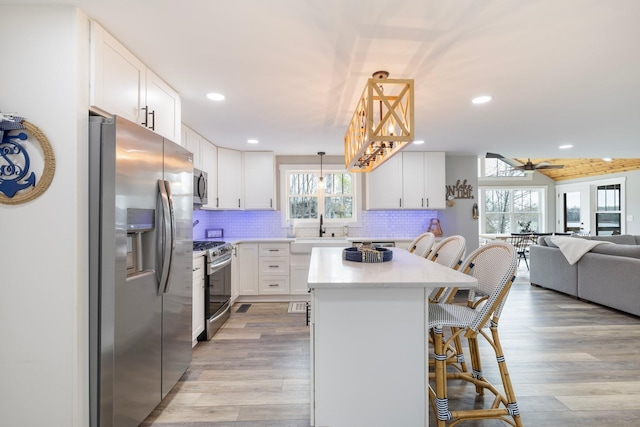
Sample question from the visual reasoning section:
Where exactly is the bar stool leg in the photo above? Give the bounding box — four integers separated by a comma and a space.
432, 326, 452, 426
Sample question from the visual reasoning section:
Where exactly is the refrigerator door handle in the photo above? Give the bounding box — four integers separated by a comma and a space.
156, 179, 174, 295
163, 180, 176, 294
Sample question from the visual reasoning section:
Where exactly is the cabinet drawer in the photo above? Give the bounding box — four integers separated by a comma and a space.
259, 243, 290, 256
259, 257, 290, 275
192, 256, 205, 280
259, 277, 290, 294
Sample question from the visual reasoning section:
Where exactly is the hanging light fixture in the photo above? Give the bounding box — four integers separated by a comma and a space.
318, 151, 325, 188
344, 71, 414, 172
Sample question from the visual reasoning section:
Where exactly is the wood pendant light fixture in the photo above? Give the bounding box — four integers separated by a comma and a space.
344, 71, 414, 173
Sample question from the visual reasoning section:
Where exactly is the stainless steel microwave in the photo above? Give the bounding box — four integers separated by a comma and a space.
193, 168, 208, 205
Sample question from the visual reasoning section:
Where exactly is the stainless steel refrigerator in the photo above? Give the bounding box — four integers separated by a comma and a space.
89, 116, 193, 427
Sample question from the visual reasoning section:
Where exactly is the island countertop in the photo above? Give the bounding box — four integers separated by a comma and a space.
308, 246, 477, 289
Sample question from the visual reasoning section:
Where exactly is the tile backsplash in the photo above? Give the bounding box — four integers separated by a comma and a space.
193, 209, 438, 240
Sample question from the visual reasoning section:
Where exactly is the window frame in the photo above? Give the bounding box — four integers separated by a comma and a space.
279, 164, 362, 229
478, 157, 533, 180
478, 186, 547, 234
593, 180, 624, 236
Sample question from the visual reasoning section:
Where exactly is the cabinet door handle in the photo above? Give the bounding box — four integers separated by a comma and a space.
141, 106, 149, 127
270, 198, 273, 208
399, 198, 402, 208
149, 109, 155, 131
422, 198, 424, 207
269, 284, 279, 287
269, 265, 279, 268
426, 198, 429, 207
268, 249, 279, 252
238, 198, 241, 208
216, 197, 219, 208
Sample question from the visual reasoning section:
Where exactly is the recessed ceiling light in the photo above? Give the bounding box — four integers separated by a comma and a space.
413, 140, 425, 145
206, 92, 225, 101
247, 139, 259, 144
602, 157, 613, 162
559, 144, 573, 149
471, 95, 492, 104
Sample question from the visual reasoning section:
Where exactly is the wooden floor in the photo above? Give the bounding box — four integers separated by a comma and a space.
143, 265, 640, 426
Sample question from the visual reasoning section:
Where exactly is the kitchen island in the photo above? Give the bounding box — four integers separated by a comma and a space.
308, 247, 477, 427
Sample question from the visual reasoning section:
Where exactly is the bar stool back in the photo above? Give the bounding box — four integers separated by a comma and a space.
407, 232, 436, 258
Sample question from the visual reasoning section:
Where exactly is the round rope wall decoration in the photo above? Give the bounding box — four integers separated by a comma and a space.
0, 120, 56, 205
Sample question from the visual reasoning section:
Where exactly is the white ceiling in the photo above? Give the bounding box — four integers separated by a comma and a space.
7, 0, 640, 158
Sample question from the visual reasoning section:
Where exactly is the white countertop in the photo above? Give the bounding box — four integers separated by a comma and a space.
308, 247, 477, 289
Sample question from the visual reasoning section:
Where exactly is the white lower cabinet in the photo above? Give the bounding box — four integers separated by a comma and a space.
290, 254, 312, 295
258, 243, 290, 295
235, 242, 297, 297
192, 256, 205, 346
236, 243, 259, 295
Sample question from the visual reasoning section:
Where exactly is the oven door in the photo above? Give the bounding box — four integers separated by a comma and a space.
200, 255, 232, 341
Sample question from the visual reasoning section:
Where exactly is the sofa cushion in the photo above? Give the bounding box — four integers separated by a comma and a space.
543, 236, 559, 248
590, 244, 640, 259
590, 234, 637, 245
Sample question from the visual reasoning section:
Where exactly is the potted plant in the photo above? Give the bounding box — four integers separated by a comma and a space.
518, 220, 532, 233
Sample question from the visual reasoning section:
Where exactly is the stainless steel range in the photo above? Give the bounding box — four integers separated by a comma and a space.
193, 240, 233, 340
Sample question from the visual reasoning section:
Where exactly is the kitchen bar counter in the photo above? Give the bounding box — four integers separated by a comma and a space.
308, 247, 477, 427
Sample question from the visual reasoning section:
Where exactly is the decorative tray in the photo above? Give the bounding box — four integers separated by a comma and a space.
342, 246, 393, 263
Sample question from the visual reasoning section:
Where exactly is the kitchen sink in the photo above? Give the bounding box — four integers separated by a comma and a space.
290, 238, 350, 254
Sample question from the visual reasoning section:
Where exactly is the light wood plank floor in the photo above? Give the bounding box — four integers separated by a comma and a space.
143, 266, 640, 426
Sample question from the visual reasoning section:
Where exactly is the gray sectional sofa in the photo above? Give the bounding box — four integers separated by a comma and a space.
529, 234, 640, 316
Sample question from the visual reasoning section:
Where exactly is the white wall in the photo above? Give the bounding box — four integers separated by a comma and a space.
556, 170, 640, 235
440, 155, 480, 252
0, 7, 89, 427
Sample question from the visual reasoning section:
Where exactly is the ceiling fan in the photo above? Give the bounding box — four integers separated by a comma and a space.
485, 152, 564, 171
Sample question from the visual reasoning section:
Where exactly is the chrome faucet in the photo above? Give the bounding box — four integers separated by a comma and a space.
319, 214, 326, 237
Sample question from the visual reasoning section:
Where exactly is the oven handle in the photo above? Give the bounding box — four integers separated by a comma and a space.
208, 255, 232, 274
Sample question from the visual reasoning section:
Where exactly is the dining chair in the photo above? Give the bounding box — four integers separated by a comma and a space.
428, 241, 521, 427
407, 232, 436, 258
509, 233, 533, 270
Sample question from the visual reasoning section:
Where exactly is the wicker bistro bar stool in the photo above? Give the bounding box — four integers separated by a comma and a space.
427, 235, 466, 303
428, 242, 521, 427
407, 231, 436, 258
426, 235, 468, 373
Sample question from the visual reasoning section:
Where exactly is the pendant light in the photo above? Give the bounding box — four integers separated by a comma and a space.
344, 70, 414, 172
318, 151, 325, 189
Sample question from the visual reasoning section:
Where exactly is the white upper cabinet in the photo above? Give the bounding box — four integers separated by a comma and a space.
365, 151, 446, 210
365, 154, 403, 209
90, 20, 144, 124
402, 152, 446, 209
90, 20, 181, 142
401, 152, 426, 209
201, 139, 218, 210
183, 125, 203, 168
243, 152, 276, 210
183, 124, 219, 209
217, 148, 243, 209
145, 68, 181, 142
423, 152, 446, 209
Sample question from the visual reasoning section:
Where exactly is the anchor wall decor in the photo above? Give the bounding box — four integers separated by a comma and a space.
0, 113, 56, 205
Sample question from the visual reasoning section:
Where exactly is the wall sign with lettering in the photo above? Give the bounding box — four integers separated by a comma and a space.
445, 179, 474, 207
0, 113, 56, 205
